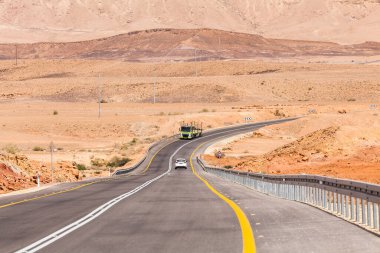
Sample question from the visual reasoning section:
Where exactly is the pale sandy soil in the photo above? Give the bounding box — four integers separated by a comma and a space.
0, 59, 379, 192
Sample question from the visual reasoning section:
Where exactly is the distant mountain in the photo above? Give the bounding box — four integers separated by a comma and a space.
0, 29, 379, 61
0, 0, 379, 44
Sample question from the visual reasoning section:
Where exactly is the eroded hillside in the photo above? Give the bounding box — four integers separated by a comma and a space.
0, 0, 379, 44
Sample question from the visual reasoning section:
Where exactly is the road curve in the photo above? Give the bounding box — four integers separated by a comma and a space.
1, 118, 379, 253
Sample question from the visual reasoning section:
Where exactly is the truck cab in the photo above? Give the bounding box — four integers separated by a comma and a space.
179, 123, 202, 140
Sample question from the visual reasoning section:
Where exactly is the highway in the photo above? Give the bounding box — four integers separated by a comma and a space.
1, 119, 379, 253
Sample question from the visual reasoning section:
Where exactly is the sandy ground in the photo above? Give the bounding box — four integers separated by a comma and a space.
1, 59, 379, 192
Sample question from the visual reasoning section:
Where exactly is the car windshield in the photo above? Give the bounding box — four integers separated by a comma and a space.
176, 159, 186, 162
181, 126, 191, 132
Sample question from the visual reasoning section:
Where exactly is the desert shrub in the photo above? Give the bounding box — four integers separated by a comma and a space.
53, 110, 58, 115
129, 138, 138, 145
3, 144, 19, 154
33, 146, 45, 151
338, 109, 347, 114
274, 109, 285, 117
200, 108, 209, 113
107, 156, 131, 168
100, 99, 108, 103
76, 164, 87, 171
120, 143, 129, 150
94, 171, 101, 175
347, 98, 356, 102
224, 165, 233, 169
91, 158, 106, 167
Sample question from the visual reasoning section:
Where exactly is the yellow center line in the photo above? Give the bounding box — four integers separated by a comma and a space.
0, 140, 174, 209
190, 142, 256, 253
141, 140, 175, 174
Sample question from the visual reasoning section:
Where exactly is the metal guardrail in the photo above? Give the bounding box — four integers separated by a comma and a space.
113, 135, 179, 176
197, 157, 380, 235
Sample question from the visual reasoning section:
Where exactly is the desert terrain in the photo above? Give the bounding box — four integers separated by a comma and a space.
204, 107, 380, 184
0, 57, 379, 193
0, 0, 379, 44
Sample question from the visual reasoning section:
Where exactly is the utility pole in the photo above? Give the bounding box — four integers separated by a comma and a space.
153, 79, 156, 104
15, 44, 18, 66
98, 74, 102, 118
218, 37, 221, 61
194, 49, 198, 77
49, 141, 55, 183
153, 64, 157, 104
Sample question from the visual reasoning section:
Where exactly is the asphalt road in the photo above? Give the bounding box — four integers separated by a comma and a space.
1, 119, 379, 253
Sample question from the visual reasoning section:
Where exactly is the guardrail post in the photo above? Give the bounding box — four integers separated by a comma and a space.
356, 197, 360, 223
338, 194, 342, 215
350, 196, 355, 220
311, 187, 314, 204
327, 191, 331, 211
342, 194, 346, 216
315, 188, 318, 206
274, 183, 277, 196
344, 195, 348, 218
286, 184, 290, 200
371, 202, 376, 229
298, 185, 301, 201
362, 198, 366, 225
323, 189, 326, 208
309, 187, 312, 204
322, 189, 326, 209
374, 202, 379, 230
297, 185, 300, 201
345, 195, 349, 219
343, 194, 347, 217
368, 200, 372, 227
333, 192, 337, 213
270, 182, 273, 195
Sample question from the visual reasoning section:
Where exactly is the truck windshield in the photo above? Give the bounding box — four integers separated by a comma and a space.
181, 126, 191, 132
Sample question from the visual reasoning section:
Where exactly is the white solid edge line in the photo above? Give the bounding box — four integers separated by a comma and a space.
14, 122, 276, 253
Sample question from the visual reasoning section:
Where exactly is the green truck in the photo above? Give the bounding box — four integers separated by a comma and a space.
179, 122, 203, 140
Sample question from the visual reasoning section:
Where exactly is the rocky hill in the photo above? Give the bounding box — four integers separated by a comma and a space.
0, 29, 379, 61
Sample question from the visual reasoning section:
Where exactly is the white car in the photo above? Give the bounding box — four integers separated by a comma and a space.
175, 158, 188, 169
